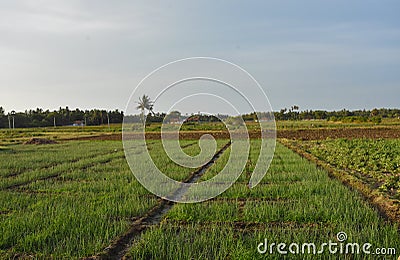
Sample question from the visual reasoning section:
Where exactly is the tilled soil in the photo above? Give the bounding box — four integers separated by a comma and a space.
63, 127, 400, 141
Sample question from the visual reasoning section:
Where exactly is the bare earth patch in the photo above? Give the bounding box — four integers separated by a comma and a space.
23, 138, 58, 145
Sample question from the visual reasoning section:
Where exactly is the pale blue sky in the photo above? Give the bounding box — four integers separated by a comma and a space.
1, 0, 399, 113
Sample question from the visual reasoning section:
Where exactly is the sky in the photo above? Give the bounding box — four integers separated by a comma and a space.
1, 0, 399, 114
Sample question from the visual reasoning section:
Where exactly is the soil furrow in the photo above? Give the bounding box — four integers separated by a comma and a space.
162, 219, 334, 231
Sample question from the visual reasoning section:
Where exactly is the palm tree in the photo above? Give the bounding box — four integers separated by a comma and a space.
136, 94, 154, 124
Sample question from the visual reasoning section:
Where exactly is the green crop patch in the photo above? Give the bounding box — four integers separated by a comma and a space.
1, 139, 399, 258
291, 138, 400, 198
127, 142, 400, 259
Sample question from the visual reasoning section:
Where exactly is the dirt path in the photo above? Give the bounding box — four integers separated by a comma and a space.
87, 142, 231, 260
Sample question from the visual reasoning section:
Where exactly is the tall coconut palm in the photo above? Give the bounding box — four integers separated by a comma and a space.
136, 94, 154, 124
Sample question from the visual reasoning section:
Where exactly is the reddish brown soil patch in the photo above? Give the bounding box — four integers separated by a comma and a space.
62, 134, 121, 141
279, 127, 400, 140
64, 127, 400, 141
23, 138, 58, 145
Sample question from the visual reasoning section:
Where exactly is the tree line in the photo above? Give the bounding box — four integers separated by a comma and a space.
0, 107, 123, 128
137, 107, 399, 125
272, 107, 400, 122
1, 104, 399, 128
132, 95, 399, 124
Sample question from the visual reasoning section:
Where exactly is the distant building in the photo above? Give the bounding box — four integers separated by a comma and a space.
255, 117, 270, 122
186, 116, 200, 123
166, 118, 178, 124
73, 120, 85, 126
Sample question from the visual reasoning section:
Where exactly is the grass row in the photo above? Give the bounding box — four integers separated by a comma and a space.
0, 139, 229, 258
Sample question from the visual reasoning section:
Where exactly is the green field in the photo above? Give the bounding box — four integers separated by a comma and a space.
0, 125, 121, 146
0, 138, 399, 258
129, 141, 399, 259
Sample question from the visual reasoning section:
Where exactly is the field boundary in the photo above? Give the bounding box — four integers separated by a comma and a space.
209, 197, 295, 203
280, 139, 400, 225
162, 219, 334, 231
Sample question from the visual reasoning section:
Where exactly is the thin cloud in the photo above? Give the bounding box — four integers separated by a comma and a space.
0, 2, 125, 34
